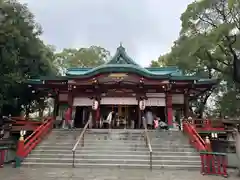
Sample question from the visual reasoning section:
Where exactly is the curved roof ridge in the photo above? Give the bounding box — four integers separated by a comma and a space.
105, 45, 140, 66
66, 63, 172, 79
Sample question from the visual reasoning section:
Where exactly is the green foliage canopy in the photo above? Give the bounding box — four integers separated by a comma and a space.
151, 0, 240, 117
0, 0, 56, 115
54, 46, 110, 74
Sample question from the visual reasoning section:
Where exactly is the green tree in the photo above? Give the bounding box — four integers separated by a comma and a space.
0, 0, 56, 116
151, 0, 240, 117
54, 46, 110, 74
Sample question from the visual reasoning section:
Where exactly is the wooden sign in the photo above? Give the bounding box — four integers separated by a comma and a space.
108, 73, 127, 78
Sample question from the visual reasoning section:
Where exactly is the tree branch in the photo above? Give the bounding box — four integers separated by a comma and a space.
224, 35, 239, 63
196, 14, 217, 28
217, 44, 233, 65
204, 50, 230, 75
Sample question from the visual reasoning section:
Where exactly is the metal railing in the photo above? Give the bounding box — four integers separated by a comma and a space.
72, 118, 92, 167
143, 121, 153, 170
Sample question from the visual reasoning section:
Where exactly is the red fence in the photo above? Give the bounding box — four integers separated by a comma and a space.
0, 147, 7, 168
183, 120, 228, 177
200, 152, 228, 177
189, 119, 225, 132
15, 117, 54, 167
11, 117, 44, 132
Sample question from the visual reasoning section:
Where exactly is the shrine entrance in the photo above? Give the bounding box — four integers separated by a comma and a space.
100, 105, 138, 129
74, 106, 92, 128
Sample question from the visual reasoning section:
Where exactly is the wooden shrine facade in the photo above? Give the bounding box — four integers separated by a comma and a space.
28, 45, 218, 128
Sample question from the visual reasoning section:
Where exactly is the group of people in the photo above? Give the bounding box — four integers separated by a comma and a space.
58, 107, 170, 130
143, 110, 168, 130
55, 107, 74, 129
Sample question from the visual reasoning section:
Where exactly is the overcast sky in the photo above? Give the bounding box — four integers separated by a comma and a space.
19, 0, 193, 67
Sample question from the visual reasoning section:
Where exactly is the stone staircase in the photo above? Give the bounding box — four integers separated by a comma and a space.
22, 129, 201, 169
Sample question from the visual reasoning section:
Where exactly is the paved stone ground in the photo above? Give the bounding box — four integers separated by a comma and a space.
0, 167, 239, 180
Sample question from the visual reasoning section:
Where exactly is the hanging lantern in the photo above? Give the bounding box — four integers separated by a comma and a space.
92, 100, 99, 110
139, 100, 145, 110
19, 130, 27, 140
20, 130, 26, 137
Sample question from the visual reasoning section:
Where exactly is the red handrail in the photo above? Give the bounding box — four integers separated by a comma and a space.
23, 117, 53, 156
24, 117, 49, 142
183, 120, 207, 151
15, 117, 54, 167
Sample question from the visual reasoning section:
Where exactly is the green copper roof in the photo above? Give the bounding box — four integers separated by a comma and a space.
106, 45, 140, 66
67, 64, 170, 79
27, 46, 218, 84
66, 45, 185, 78
67, 66, 183, 76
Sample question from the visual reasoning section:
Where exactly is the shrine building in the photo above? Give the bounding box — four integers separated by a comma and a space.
28, 45, 218, 129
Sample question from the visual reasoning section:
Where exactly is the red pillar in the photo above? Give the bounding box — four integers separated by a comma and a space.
166, 93, 173, 128
95, 105, 100, 128
67, 85, 73, 118
0, 150, 5, 168
184, 93, 189, 118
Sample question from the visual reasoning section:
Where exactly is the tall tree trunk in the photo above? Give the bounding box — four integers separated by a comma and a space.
39, 108, 44, 118
25, 105, 30, 119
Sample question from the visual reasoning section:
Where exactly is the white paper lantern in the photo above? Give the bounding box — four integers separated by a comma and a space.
92, 100, 99, 110
139, 100, 146, 110
20, 130, 26, 137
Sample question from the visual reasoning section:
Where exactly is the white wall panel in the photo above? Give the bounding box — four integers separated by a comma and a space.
145, 98, 165, 106
172, 94, 184, 104
146, 93, 165, 98
73, 97, 92, 106
101, 97, 138, 105
59, 94, 68, 101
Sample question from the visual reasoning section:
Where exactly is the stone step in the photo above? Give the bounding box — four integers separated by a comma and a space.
43, 138, 188, 142
24, 157, 200, 165
50, 131, 184, 137
48, 133, 143, 137
23, 129, 199, 170
86, 129, 146, 133
54, 131, 184, 135
21, 162, 201, 169
41, 138, 190, 143
35, 146, 195, 152
40, 141, 191, 148
47, 135, 184, 139
44, 138, 147, 142
51, 130, 144, 135
49, 139, 188, 143
51, 129, 182, 134
28, 153, 200, 161
30, 150, 197, 156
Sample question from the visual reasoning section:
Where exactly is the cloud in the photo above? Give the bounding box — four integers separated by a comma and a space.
19, 0, 194, 66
